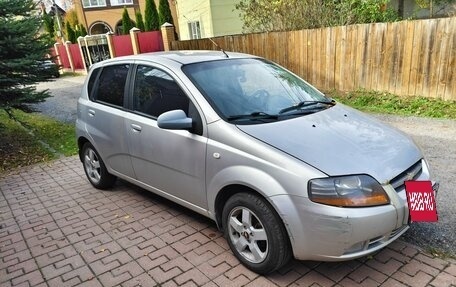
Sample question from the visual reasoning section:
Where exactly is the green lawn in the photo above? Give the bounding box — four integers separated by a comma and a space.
0, 109, 77, 173
330, 90, 456, 119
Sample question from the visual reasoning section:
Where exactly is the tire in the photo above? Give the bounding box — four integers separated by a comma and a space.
81, 142, 116, 189
222, 192, 292, 274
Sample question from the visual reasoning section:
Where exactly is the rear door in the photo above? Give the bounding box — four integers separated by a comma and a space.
124, 64, 208, 210
85, 63, 135, 178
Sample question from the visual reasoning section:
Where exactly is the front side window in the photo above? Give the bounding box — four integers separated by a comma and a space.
82, 0, 106, 8
183, 58, 333, 124
93, 64, 129, 107
133, 65, 189, 118
110, 0, 133, 6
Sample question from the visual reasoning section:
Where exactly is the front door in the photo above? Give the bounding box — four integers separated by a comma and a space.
125, 64, 208, 209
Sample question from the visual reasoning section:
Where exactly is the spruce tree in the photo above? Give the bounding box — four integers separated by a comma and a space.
135, 11, 145, 32
122, 7, 134, 35
144, 0, 159, 31
158, 0, 174, 26
0, 0, 54, 111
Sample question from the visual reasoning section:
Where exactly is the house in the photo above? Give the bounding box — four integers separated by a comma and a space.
36, 1, 66, 38
390, 0, 455, 19
175, 0, 243, 40
74, 0, 179, 35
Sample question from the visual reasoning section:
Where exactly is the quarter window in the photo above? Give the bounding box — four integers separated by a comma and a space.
133, 65, 189, 118
82, 0, 106, 8
87, 67, 101, 98
94, 64, 129, 107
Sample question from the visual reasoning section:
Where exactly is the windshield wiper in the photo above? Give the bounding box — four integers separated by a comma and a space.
279, 100, 335, 114
227, 112, 279, 122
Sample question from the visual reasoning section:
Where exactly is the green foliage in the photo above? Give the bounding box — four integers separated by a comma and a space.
144, 0, 159, 31
135, 10, 145, 31
122, 7, 134, 34
330, 90, 456, 119
0, 0, 54, 111
235, 0, 399, 32
74, 24, 87, 40
42, 10, 55, 38
158, 0, 174, 26
336, 0, 399, 24
66, 23, 76, 43
62, 8, 86, 43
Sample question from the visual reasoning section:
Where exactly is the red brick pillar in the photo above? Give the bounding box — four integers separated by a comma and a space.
161, 23, 176, 51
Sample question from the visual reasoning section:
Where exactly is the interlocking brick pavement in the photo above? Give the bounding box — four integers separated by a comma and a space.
1, 156, 455, 287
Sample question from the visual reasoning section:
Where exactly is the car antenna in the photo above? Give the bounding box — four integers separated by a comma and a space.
208, 37, 229, 58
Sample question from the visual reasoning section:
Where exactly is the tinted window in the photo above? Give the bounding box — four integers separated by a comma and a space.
87, 67, 100, 98
133, 65, 189, 118
94, 64, 129, 107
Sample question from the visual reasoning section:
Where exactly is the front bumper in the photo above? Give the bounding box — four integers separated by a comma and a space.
269, 193, 409, 261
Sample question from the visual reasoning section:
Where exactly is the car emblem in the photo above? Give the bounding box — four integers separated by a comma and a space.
406, 172, 415, 181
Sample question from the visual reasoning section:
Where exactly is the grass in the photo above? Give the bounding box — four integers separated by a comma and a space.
0, 109, 78, 173
329, 90, 456, 119
60, 71, 85, 77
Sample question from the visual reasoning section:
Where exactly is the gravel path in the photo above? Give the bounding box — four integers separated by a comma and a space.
34, 75, 86, 123
34, 77, 456, 257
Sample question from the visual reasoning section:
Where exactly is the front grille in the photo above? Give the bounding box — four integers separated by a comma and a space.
390, 160, 422, 192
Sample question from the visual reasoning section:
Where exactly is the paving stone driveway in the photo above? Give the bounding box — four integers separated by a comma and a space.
1, 156, 455, 287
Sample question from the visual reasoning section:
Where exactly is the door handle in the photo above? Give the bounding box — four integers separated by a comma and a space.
131, 124, 142, 132
88, 109, 95, 117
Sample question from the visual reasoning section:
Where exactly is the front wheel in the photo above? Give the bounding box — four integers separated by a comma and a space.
222, 193, 291, 274
81, 142, 116, 189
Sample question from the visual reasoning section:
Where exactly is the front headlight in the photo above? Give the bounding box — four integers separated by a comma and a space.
308, 175, 390, 207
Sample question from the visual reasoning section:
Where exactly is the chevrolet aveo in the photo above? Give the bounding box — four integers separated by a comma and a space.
76, 51, 437, 274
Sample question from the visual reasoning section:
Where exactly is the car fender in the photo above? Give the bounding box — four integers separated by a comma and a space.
206, 165, 287, 216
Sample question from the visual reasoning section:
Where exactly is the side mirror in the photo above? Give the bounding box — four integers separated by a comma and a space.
157, 110, 193, 130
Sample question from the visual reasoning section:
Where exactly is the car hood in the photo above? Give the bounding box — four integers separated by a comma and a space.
236, 104, 422, 184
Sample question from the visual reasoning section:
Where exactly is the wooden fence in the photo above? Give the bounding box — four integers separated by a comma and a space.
171, 17, 456, 101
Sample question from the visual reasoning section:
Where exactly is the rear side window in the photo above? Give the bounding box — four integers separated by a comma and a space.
93, 64, 130, 107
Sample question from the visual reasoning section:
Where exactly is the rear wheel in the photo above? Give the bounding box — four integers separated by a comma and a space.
82, 142, 116, 189
222, 192, 291, 274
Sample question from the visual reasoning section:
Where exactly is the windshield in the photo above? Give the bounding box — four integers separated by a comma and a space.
182, 58, 333, 123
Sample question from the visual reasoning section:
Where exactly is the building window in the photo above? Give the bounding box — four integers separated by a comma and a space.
89, 21, 112, 35
82, 0, 107, 8
188, 21, 201, 39
110, 0, 133, 6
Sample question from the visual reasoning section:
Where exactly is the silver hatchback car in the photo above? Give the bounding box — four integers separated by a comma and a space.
76, 51, 436, 274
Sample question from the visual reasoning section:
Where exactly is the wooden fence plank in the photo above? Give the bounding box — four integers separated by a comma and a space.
436, 18, 451, 99
429, 19, 444, 98
409, 20, 424, 96
446, 18, 456, 100
400, 21, 415, 96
